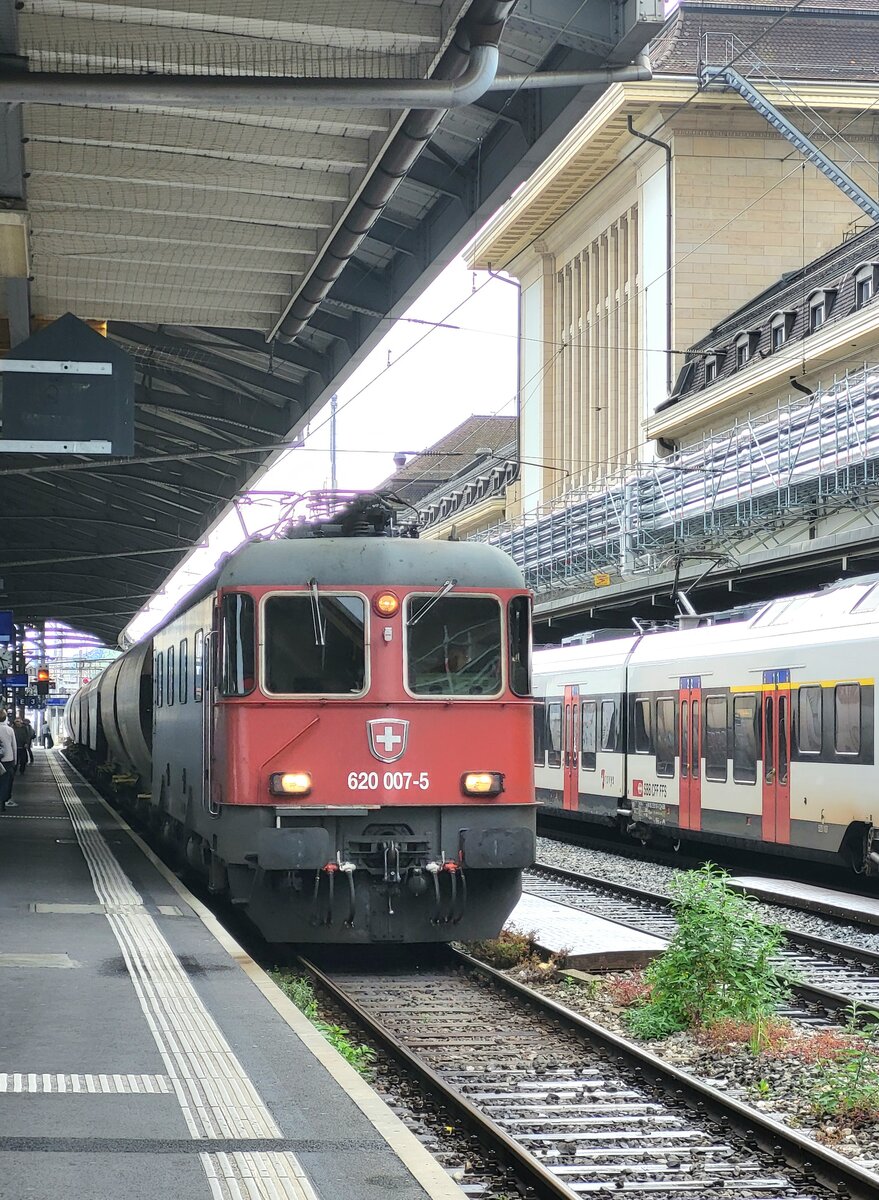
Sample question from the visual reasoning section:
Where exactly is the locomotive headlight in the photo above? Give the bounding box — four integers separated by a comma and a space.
270, 771, 312, 797
462, 772, 504, 797
373, 591, 400, 617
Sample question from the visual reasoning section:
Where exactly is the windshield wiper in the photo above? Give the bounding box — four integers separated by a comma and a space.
308, 577, 326, 646
408, 578, 457, 627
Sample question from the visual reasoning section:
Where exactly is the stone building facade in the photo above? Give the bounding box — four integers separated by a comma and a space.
467, 0, 879, 515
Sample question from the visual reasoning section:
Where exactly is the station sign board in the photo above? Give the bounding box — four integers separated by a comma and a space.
0, 612, 12, 644
0, 673, 28, 688
45, 697, 68, 707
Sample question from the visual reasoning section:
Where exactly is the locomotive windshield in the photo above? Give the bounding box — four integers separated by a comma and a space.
264, 594, 366, 694
406, 595, 502, 696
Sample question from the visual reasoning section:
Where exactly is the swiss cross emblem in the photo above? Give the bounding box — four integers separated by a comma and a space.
367, 719, 409, 763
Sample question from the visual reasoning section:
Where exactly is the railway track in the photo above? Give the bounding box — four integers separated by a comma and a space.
526, 864, 879, 1021
302, 947, 879, 1199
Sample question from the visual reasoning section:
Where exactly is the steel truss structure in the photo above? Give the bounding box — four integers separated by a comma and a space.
476, 365, 879, 597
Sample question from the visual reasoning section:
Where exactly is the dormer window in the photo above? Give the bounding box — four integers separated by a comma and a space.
808, 289, 836, 333
769, 310, 796, 352
734, 330, 760, 369
854, 264, 877, 309
704, 356, 717, 384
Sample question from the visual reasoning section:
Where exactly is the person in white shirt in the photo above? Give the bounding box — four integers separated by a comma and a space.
0, 710, 17, 810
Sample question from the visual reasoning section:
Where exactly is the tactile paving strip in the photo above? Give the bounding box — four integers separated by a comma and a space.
47, 756, 320, 1200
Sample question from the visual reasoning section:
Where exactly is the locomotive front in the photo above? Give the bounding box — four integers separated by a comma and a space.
206, 531, 535, 943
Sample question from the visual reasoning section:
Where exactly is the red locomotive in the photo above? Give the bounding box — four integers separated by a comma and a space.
67, 496, 536, 943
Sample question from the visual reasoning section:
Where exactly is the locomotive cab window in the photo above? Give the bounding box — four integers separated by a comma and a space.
406, 594, 502, 696
221, 593, 255, 697
264, 594, 366, 695
509, 596, 531, 696
835, 683, 861, 755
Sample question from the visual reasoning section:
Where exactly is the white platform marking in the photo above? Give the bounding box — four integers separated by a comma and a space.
0, 1073, 172, 1093
47, 757, 321, 1198
201, 1151, 317, 1200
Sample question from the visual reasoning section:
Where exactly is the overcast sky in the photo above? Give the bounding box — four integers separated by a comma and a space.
122, 258, 519, 644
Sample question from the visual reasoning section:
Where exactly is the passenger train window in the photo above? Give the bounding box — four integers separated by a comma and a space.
406, 595, 502, 696
732, 694, 758, 784
193, 630, 204, 702
779, 695, 789, 784
221, 593, 255, 696
155, 652, 163, 708
835, 683, 861, 755
166, 647, 175, 707
600, 700, 617, 752
533, 700, 546, 766
581, 700, 597, 771
546, 702, 562, 767
704, 695, 728, 782
633, 698, 651, 753
797, 686, 822, 754
655, 698, 676, 778
509, 597, 531, 696
264, 594, 365, 695
179, 638, 188, 704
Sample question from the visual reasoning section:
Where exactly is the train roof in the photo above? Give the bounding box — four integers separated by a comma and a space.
533, 576, 879, 674
217, 537, 526, 590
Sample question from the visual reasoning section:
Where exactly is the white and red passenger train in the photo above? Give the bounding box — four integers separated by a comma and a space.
533, 577, 879, 873
67, 498, 536, 943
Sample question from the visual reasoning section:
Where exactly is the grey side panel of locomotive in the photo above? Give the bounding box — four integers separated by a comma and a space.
217, 538, 525, 590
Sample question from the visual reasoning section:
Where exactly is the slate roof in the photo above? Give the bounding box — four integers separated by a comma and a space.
668, 222, 879, 403
651, 0, 879, 81
377, 415, 517, 506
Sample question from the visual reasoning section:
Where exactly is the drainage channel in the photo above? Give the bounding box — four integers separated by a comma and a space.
301, 947, 879, 1199
525, 865, 879, 1022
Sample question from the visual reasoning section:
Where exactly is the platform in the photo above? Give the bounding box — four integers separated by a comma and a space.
731, 876, 879, 927
510, 892, 667, 969
0, 752, 464, 1200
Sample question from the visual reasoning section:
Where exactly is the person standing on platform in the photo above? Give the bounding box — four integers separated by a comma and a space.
0, 710, 17, 810
13, 717, 29, 775
24, 718, 36, 764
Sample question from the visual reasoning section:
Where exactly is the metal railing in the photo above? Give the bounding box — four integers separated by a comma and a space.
474, 364, 879, 596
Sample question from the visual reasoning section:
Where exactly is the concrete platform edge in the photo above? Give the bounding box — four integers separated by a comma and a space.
60, 756, 466, 1200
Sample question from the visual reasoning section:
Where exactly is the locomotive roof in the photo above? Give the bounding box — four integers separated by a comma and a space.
216, 537, 526, 590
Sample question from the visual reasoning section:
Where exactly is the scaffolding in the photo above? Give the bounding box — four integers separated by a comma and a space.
474, 364, 879, 597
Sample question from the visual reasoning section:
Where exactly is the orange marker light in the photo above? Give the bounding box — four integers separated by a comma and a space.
374, 592, 400, 617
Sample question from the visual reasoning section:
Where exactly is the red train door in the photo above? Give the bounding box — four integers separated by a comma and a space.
762, 669, 791, 844
678, 676, 702, 830
563, 684, 580, 810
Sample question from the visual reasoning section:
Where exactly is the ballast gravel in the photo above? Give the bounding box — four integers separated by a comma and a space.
536, 836, 879, 953
508, 962, 879, 1175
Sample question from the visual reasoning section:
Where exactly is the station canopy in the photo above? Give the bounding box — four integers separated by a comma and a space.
0, 0, 662, 644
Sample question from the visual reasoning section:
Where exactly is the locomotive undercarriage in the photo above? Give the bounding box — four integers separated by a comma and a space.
202, 803, 536, 944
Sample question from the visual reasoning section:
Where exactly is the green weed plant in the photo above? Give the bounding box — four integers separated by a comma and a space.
272, 971, 376, 1076
626, 864, 789, 1039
